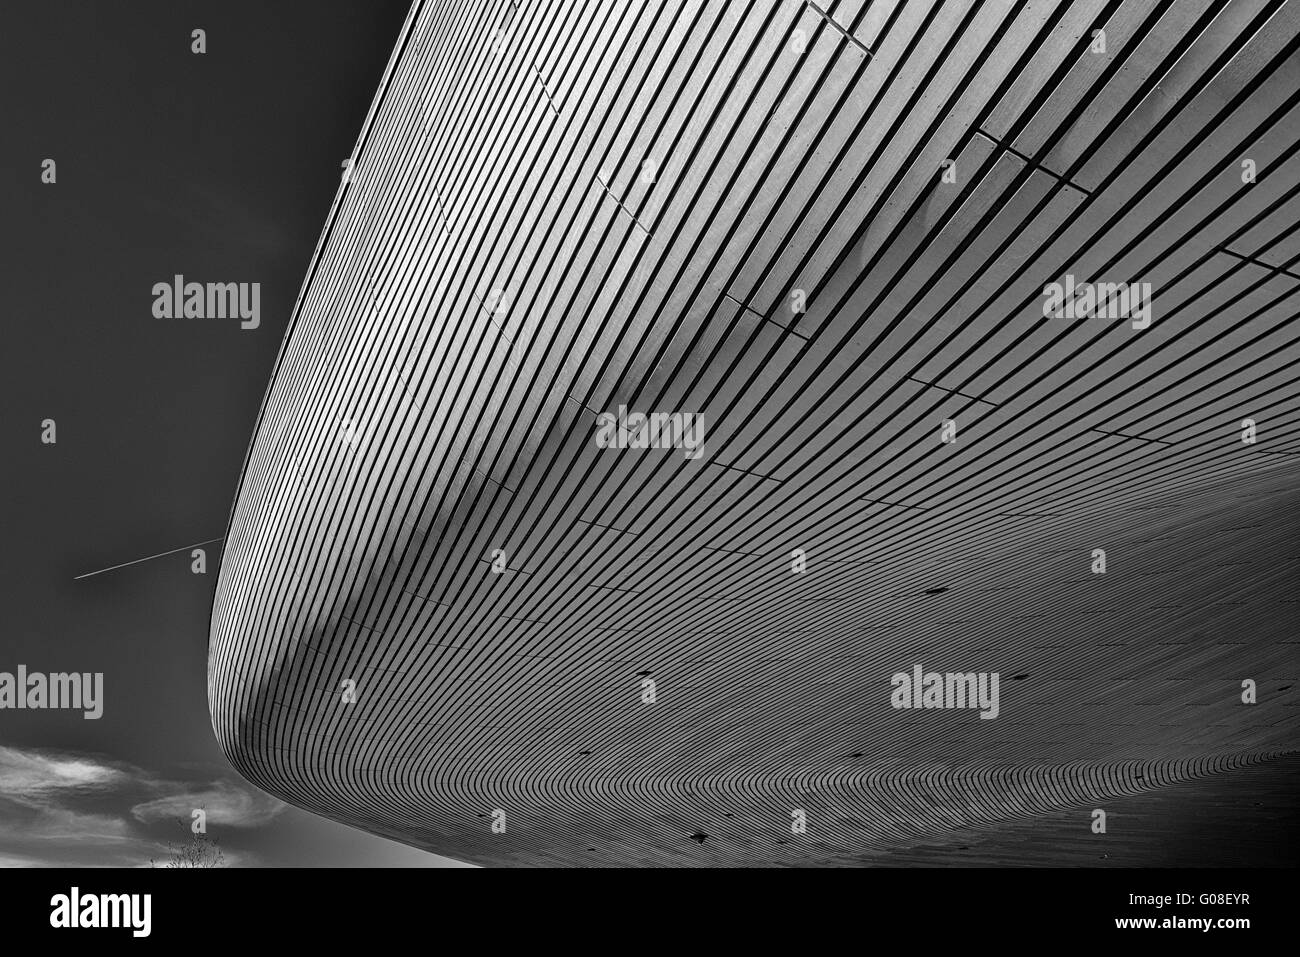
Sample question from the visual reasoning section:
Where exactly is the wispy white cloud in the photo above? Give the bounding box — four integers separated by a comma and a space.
0, 746, 127, 796
131, 780, 284, 828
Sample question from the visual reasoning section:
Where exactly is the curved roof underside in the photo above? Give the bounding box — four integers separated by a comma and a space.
209, 0, 1300, 866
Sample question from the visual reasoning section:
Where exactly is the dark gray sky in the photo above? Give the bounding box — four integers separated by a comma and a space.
1, 0, 468, 866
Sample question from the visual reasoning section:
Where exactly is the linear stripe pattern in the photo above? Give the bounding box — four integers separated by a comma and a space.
209, 0, 1300, 866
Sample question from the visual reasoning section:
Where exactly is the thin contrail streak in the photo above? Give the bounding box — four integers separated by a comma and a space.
74, 537, 225, 580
